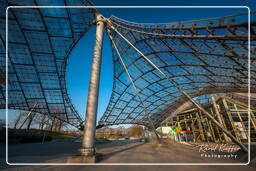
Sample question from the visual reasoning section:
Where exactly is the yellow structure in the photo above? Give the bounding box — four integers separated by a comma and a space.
162, 96, 256, 143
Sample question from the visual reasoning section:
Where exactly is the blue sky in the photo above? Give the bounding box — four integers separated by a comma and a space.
66, 0, 255, 124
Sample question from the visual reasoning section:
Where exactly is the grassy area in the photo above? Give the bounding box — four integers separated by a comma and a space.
96, 133, 144, 140
96, 133, 121, 140
17, 129, 78, 142
3, 128, 115, 144
42, 131, 77, 139
2, 128, 52, 144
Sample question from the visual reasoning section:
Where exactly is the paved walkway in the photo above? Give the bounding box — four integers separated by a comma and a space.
1, 140, 255, 171
97, 141, 244, 163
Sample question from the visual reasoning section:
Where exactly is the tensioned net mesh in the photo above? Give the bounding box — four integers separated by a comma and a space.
0, 0, 95, 128
1, 2, 255, 129
99, 12, 256, 128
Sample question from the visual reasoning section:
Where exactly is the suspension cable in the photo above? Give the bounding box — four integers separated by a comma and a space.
108, 30, 161, 142
109, 23, 248, 152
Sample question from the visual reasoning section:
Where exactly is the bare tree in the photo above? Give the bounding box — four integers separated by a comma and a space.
50, 117, 56, 132
38, 114, 47, 130
13, 111, 30, 129
0, 119, 5, 128
127, 125, 144, 138
26, 111, 35, 131
44, 116, 53, 131
114, 127, 122, 138
54, 119, 66, 133
46, 117, 66, 133
13, 112, 24, 129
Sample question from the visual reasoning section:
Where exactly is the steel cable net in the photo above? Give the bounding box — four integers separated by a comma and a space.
99, 12, 256, 128
0, 0, 95, 128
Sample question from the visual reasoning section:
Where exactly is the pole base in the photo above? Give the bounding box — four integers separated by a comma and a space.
79, 147, 95, 156
67, 147, 102, 163
67, 152, 102, 163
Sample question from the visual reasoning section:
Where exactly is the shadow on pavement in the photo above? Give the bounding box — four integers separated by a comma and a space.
100, 142, 145, 161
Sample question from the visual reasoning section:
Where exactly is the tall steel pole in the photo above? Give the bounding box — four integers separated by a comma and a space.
80, 13, 105, 156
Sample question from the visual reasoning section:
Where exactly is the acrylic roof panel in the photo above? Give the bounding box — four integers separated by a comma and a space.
0, 0, 95, 127
98, 12, 256, 128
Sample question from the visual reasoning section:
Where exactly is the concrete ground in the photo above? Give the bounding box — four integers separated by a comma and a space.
1, 165, 253, 171
1, 139, 255, 171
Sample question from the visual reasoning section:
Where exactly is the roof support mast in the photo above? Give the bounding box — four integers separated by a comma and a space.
80, 12, 105, 158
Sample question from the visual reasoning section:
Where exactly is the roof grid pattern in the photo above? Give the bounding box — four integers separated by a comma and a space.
99, 12, 256, 128
0, 0, 95, 127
